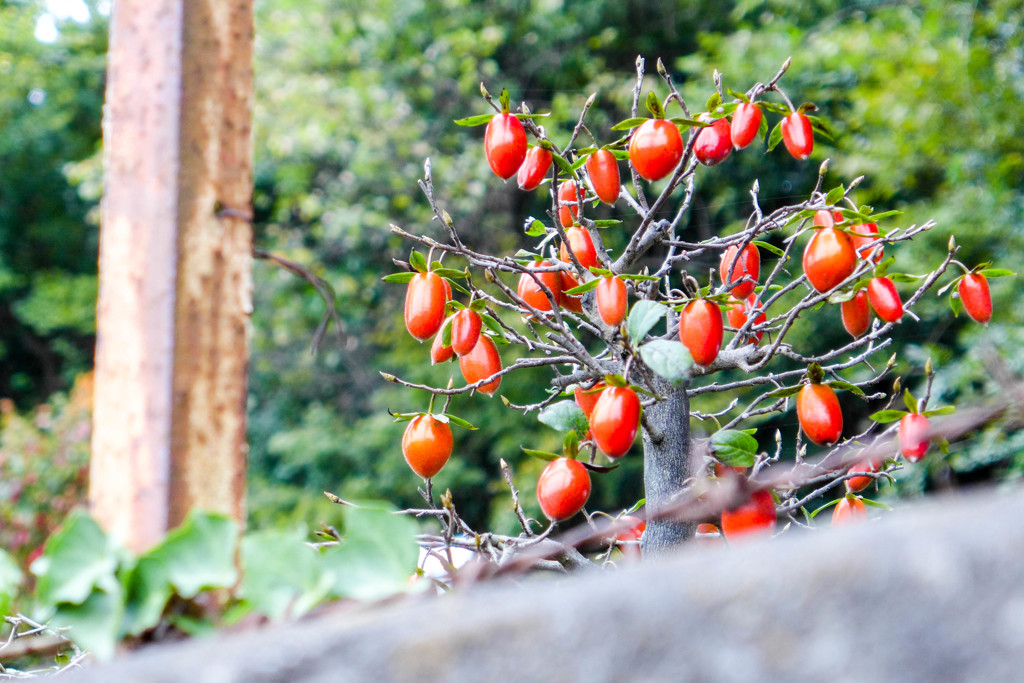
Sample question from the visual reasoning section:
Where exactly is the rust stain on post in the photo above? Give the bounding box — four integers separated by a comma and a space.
91, 0, 253, 552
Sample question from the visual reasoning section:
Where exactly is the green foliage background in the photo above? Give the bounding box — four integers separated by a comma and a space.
0, 0, 1021, 538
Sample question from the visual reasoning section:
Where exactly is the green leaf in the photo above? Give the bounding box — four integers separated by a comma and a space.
453, 113, 495, 127
870, 409, 908, 424
619, 273, 660, 282
766, 121, 784, 152
240, 528, 333, 620
806, 115, 835, 141
825, 185, 845, 205
860, 498, 893, 511
0, 549, 22, 617
949, 292, 964, 317
709, 429, 758, 467
645, 92, 664, 118
828, 380, 866, 397
145, 511, 238, 599
639, 340, 693, 385
381, 272, 416, 284
32, 509, 119, 607
727, 88, 750, 103
706, 92, 722, 112
751, 240, 785, 257
580, 462, 620, 473
922, 406, 955, 418
626, 300, 667, 343
810, 499, 841, 518
552, 154, 574, 175
903, 390, 919, 415
865, 209, 902, 221
119, 555, 172, 637
562, 431, 580, 459
765, 385, 803, 399
564, 278, 600, 295
525, 219, 547, 237
521, 447, 560, 462
591, 219, 622, 229
888, 273, 922, 283
322, 502, 418, 601
433, 268, 468, 279
538, 400, 589, 434
409, 250, 427, 273
480, 313, 506, 341
51, 588, 123, 661
668, 117, 708, 127
611, 117, 649, 132
442, 414, 478, 430
979, 268, 1014, 278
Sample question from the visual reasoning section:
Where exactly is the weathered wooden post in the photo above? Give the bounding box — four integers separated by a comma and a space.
90, 0, 254, 552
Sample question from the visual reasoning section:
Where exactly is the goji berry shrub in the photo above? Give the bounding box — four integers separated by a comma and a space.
379, 57, 1004, 571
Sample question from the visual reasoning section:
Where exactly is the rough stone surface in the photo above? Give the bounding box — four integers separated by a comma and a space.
69, 487, 1024, 681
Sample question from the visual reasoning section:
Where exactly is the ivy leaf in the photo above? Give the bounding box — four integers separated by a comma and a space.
709, 429, 758, 467
870, 409, 908, 424
626, 300, 667, 343
32, 509, 119, 607
538, 400, 589, 434
239, 528, 333, 621
639, 340, 693, 385
323, 502, 418, 602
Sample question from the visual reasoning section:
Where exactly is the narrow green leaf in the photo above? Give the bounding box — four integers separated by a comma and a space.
611, 117, 649, 132
381, 272, 416, 284
979, 268, 1014, 278
409, 250, 427, 273
706, 92, 722, 112
825, 185, 845, 205
646, 92, 664, 118
903, 390, 919, 414
591, 219, 622, 229
619, 273, 659, 282
552, 154, 574, 175
870, 409, 908, 424
433, 268, 469, 279
453, 113, 495, 127
766, 121, 784, 152
564, 278, 600, 295
521, 447, 560, 462
442, 414, 478, 430
626, 300, 667, 343
726, 88, 750, 103
810, 499, 841, 518
860, 498, 893, 511
888, 273, 922, 283
581, 462, 620, 473
668, 117, 708, 127
639, 340, 693, 385
828, 380, 866, 396
949, 292, 964, 317
922, 406, 955, 418
751, 240, 785, 257
765, 385, 803, 399
480, 313, 506, 341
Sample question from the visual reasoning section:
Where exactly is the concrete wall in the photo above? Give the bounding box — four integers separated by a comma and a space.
69, 486, 1024, 681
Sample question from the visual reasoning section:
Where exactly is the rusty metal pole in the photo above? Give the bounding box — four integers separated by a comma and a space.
91, 0, 253, 552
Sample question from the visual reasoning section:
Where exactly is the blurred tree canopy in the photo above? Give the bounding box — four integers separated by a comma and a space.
1, 0, 1021, 533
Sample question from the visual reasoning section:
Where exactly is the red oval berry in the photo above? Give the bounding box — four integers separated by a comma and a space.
430, 317, 455, 365
517, 145, 552, 191
719, 243, 760, 299
559, 226, 598, 270
458, 335, 502, 396
899, 413, 930, 462
797, 383, 843, 446
596, 275, 628, 327
589, 386, 641, 458
516, 260, 562, 313
450, 308, 482, 356
557, 179, 582, 228
781, 112, 814, 160
402, 415, 453, 479
845, 460, 879, 493
726, 294, 766, 345
558, 268, 584, 314
850, 222, 883, 264
803, 227, 857, 292
958, 273, 992, 324
628, 119, 683, 181
484, 113, 527, 179
832, 495, 867, 526
536, 457, 591, 521
730, 102, 763, 150
573, 381, 606, 419
586, 148, 621, 205
867, 277, 903, 323
694, 117, 732, 166
813, 209, 845, 229
404, 272, 448, 341
721, 489, 776, 541
679, 299, 724, 367
841, 290, 871, 338
615, 516, 646, 558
